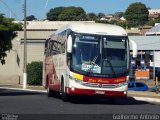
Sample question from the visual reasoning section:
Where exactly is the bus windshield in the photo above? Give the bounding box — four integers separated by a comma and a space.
71, 34, 129, 77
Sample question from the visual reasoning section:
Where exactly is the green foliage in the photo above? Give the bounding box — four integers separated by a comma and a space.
114, 12, 124, 19
26, 15, 37, 21
146, 17, 160, 26
0, 14, 22, 65
97, 13, 105, 19
87, 13, 97, 21
27, 61, 43, 85
96, 19, 129, 29
47, 7, 65, 21
124, 2, 149, 27
47, 6, 87, 21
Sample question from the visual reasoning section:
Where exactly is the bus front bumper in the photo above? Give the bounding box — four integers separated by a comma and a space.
65, 87, 127, 97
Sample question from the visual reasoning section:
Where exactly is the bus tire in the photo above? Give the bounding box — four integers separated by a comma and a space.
61, 80, 69, 102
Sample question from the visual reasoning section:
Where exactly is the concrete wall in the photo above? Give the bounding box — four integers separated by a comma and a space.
0, 31, 50, 84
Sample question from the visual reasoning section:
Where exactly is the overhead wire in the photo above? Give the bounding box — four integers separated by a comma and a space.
0, 0, 19, 20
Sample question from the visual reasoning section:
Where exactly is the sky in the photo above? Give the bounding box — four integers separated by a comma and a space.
0, 0, 160, 20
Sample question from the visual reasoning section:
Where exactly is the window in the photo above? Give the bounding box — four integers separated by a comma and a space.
128, 83, 135, 88
52, 41, 61, 55
136, 83, 144, 87
44, 39, 48, 56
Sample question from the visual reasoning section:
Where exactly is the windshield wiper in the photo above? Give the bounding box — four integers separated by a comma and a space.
102, 58, 117, 78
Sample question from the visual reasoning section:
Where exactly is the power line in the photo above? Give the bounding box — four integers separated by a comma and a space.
45, 0, 49, 9
0, 0, 19, 20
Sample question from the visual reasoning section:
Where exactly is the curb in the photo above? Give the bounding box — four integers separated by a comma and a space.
0, 86, 47, 93
133, 96, 160, 103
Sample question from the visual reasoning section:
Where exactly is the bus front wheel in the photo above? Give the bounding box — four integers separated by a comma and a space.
61, 80, 69, 102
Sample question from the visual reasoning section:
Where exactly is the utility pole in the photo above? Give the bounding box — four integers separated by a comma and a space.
23, 0, 27, 89
153, 50, 155, 80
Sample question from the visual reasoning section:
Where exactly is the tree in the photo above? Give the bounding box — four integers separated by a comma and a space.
114, 12, 124, 19
46, 7, 65, 21
87, 12, 97, 21
147, 17, 160, 26
26, 15, 37, 21
47, 6, 87, 21
0, 14, 22, 64
96, 18, 129, 29
58, 7, 87, 21
124, 2, 149, 27
97, 13, 105, 19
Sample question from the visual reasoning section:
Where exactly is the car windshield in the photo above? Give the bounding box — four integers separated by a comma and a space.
71, 34, 129, 77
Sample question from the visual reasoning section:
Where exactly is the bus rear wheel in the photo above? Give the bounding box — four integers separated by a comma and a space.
47, 85, 53, 97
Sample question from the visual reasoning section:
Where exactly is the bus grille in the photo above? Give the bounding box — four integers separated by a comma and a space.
81, 82, 117, 88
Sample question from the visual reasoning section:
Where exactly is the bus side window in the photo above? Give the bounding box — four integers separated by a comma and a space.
46, 39, 51, 57
44, 39, 48, 56
48, 40, 51, 56
61, 42, 65, 54
50, 41, 54, 55
52, 40, 57, 55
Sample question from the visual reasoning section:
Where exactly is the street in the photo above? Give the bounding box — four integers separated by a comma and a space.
0, 88, 159, 114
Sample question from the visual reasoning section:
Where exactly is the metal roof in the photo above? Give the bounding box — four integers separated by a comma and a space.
17, 31, 54, 39
14, 21, 70, 30
129, 36, 160, 50
14, 21, 94, 30
145, 24, 160, 35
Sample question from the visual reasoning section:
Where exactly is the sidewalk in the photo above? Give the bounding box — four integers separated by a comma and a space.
0, 84, 45, 90
128, 91, 160, 99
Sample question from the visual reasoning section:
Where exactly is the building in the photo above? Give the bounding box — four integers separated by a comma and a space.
149, 9, 160, 20
129, 36, 160, 79
145, 23, 160, 35
100, 15, 114, 21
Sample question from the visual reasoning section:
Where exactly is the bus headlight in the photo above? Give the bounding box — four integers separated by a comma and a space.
116, 82, 128, 87
69, 75, 83, 84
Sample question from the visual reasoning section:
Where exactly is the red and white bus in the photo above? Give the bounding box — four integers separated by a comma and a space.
44, 22, 137, 101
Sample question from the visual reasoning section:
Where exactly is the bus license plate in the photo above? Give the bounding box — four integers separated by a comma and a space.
95, 91, 105, 94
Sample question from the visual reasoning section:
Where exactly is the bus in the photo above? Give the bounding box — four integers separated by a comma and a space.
44, 22, 137, 101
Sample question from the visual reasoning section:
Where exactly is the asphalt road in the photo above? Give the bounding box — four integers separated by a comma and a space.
0, 88, 160, 120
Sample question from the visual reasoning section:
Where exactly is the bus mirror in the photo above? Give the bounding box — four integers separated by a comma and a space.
67, 35, 73, 53
129, 39, 137, 58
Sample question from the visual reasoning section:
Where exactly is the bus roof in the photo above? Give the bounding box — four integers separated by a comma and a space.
55, 22, 127, 36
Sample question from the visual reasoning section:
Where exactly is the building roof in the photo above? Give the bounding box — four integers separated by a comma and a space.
145, 24, 160, 35
126, 28, 140, 35
17, 31, 54, 40
129, 36, 160, 50
14, 21, 95, 30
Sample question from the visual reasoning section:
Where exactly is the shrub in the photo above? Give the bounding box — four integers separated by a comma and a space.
27, 61, 43, 85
